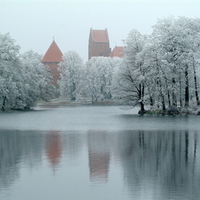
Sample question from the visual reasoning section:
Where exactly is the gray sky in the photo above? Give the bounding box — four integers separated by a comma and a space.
1, 0, 200, 61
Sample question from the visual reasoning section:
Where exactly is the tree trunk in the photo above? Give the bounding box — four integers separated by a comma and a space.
149, 95, 153, 106
138, 83, 146, 114
158, 77, 166, 111
167, 89, 171, 107
193, 57, 200, 106
185, 66, 189, 107
1, 96, 6, 111
161, 95, 166, 111
140, 101, 145, 111
179, 73, 183, 107
172, 77, 177, 106
138, 101, 145, 114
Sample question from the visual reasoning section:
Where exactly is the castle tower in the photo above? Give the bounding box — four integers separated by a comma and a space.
42, 40, 63, 84
88, 28, 111, 59
110, 46, 124, 58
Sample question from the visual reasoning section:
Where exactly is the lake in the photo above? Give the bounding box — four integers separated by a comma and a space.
0, 105, 200, 200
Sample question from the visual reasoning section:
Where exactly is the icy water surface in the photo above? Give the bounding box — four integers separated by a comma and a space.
0, 105, 200, 200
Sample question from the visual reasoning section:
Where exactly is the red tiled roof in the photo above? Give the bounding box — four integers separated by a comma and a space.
42, 40, 63, 62
90, 28, 109, 42
110, 46, 124, 57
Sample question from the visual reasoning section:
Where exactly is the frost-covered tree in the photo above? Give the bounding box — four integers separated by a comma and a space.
0, 33, 55, 111
81, 57, 118, 103
112, 30, 148, 113
141, 35, 172, 110
58, 51, 83, 100
152, 17, 200, 108
112, 17, 200, 114
20, 50, 55, 108
0, 33, 23, 111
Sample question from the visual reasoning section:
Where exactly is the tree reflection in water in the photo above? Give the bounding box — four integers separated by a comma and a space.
116, 130, 200, 199
0, 130, 44, 191
0, 130, 200, 199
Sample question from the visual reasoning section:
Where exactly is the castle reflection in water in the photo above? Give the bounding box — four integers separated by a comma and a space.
1, 130, 200, 199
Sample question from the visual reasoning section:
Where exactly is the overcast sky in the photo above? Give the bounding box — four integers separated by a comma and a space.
1, 0, 200, 61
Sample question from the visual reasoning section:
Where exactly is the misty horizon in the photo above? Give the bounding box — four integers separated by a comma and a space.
1, 0, 200, 61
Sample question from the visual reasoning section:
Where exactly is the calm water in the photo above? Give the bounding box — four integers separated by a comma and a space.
0, 105, 200, 200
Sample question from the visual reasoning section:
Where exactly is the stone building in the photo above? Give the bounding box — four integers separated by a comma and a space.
110, 46, 124, 58
88, 28, 111, 59
42, 40, 63, 84
88, 28, 124, 59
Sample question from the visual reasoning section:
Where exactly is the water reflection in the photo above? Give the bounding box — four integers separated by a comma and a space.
46, 131, 62, 171
0, 129, 200, 199
63, 131, 84, 164
117, 130, 200, 199
88, 130, 110, 184
0, 130, 44, 192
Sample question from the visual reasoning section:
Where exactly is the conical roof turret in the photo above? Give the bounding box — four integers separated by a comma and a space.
42, 40, 63, 63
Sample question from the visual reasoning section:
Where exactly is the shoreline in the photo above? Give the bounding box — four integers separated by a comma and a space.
36, 98, 118, 106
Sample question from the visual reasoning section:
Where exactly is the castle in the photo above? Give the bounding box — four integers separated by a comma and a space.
89, 28, 124, 59
41, 40, 63, 84
42, 29, 124, 84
